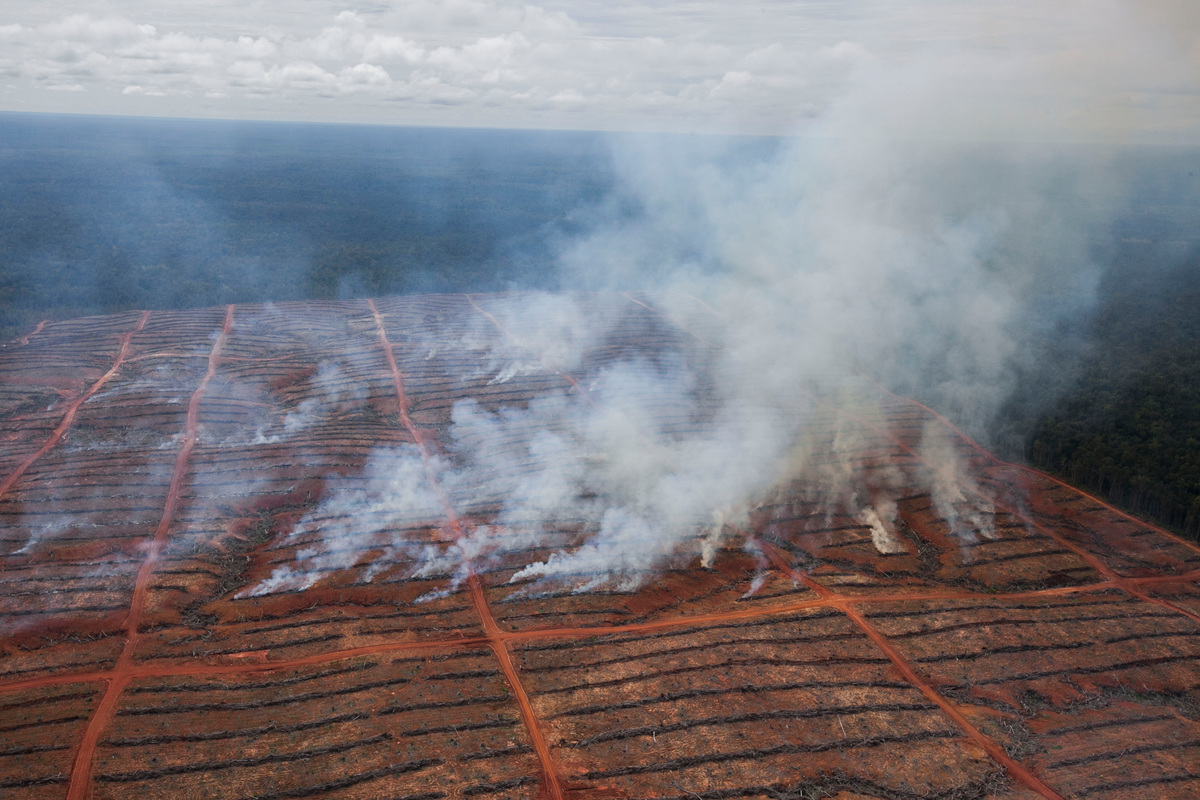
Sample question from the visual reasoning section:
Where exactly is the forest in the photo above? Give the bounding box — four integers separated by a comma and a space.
1, 111, 1197, 537
1002, 239, 1200, 535
0, 112, 614, 335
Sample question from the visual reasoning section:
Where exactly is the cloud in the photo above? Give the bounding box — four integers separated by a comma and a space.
0, 2, 1195, 138
122, 84, 165, 96
427, 32, 530, 84
41, 14, 155, 46
306, 11, 424, 65
341, 62, 392, 88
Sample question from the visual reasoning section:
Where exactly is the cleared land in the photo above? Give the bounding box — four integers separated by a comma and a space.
0, 293, 1197, 800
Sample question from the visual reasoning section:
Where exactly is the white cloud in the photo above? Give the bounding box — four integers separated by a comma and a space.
340, 62, 392, 89
41, 14, 152, 45
363, 35, 426, 64
236, 35, 278, 60
0, 2, 1193, 139
818, 41, 872, 61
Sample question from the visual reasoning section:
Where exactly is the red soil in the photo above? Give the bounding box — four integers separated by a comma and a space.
0, 293, 1196, 800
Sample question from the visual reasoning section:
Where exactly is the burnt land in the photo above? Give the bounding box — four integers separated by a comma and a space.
0, 293, 1198, 799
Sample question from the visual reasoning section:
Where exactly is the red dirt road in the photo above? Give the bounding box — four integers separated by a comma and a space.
0, 311, 151, 500
370, 298, 563, 800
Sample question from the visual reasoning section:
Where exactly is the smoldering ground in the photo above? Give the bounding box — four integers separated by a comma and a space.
247, 152, 1119, 596
245, 6, 1175, 598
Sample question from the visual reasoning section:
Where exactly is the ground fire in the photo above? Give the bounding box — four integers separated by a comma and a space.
1, 293, 1198, 800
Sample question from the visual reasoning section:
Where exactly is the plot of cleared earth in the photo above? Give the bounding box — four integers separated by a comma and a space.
0, 293, 1198, 800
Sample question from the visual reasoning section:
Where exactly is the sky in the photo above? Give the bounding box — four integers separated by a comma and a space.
0, 0, 1198, 140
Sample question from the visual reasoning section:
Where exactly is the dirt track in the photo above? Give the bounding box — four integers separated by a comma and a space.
1, 293, 1197, 800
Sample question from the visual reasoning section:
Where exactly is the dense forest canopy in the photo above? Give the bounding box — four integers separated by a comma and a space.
0, 112, 619, 330
1, 112, 1197, 536
998, 238, 1200, 534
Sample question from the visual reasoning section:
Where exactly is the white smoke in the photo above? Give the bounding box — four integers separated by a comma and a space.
243, 3, 1165, 597
919, 420, 997, 557
251, 361, 365, 444
245, 446, 443, 596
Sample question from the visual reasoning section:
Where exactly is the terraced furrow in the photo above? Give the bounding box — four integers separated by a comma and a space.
102, 711, 377, 747
97, 732, 395, 782
884, 610, 1184, 639
521, 631, 866, 673
117, 677, 417, 714
1075, 772, 1200, 797
579, 730, 963, 780
952, 654, 1200, 687
572, 702, 942, 747
230, 765, 447, 800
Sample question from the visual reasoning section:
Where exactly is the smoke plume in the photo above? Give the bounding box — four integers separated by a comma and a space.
248, 11, 1156, 597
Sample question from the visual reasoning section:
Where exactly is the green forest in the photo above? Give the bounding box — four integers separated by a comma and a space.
1006, 243, 1200, 535
2, 112, 1198, 538
0, 114, 614, 339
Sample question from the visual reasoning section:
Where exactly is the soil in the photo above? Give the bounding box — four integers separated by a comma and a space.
0, 293, 1196, 800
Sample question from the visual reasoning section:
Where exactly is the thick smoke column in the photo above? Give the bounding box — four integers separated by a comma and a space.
250, 13, 1145, 597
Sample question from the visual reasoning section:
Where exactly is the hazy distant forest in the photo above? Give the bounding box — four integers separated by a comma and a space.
1, 113, 1198, 536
